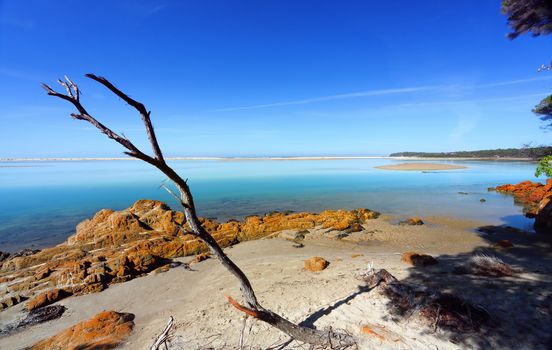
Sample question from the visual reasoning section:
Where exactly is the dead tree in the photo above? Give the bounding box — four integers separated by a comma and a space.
42, 75, 355, 349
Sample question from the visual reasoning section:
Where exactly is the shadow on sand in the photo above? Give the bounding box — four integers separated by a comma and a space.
381, 222, 552, 349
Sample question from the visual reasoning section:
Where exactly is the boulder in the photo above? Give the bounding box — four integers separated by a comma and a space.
304, 257, 329, 272
27, 288, 72, 311
401, 252, 437, 266
29, 310, 134, 350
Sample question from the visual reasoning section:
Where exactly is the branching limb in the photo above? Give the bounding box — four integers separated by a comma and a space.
43, 74, 357, 349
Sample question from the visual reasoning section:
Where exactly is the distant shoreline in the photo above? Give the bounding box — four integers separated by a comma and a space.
0, 156, 536, 162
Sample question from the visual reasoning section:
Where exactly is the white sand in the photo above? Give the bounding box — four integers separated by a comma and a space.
1, 217, 550, 350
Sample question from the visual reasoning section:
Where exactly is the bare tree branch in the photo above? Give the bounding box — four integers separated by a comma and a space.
85, 73, 164, 162
43, 74, 356, 348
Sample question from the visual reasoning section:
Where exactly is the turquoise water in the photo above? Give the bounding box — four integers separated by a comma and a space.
0, 158, 539, 252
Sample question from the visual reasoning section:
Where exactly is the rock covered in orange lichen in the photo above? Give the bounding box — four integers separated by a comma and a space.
495, 179, 552, 232
27, 288, 71, 311
0, 200, 380, 308
401, 252, 437, 266
304, 257, 329, 271
29, 310, 134, 350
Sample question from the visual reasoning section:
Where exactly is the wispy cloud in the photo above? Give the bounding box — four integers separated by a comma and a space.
477, 75, 552, 88
449, 116, 478, 143
212, 75, 552, 112
211, 86, 437, 112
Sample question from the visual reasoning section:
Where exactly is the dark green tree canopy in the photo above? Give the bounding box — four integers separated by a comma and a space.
502, 0, 552, 38
533, 94, 552, 128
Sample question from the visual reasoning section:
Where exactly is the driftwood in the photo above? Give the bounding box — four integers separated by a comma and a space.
42, 75, 356, 348
151, 316, 174, 350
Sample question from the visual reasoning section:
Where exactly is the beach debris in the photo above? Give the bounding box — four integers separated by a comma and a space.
0, 305, 66, 336
351, 254, 363, 259
19, 305, 66, 329
292, 243, 304, 248
26, 288, 72, 311
458, 191, 469, 195
399, 217, 424, 226
150, 316, 174, 350
454, 254, 518, 277
360, 325, 385, 340
28, 310, 135, 350
480, 198, 487, 203
357, 268, 490, 332
304, 257, 330, 272
401, 252, 438, 267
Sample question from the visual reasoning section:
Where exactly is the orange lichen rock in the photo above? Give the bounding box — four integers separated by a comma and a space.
0, 200, 379, 303
195, 252, 211, 263
401, 252, 437, 267
304, 257, 330, 272
29, 310, 134, 350
399, 217, 424, 226
495, 179, 552, 232
27, 288, 71, 311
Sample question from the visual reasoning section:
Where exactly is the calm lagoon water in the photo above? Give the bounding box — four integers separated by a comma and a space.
0, 158, 539, 252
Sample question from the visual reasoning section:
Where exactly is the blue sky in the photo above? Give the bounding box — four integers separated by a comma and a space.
0, 0, 551, 157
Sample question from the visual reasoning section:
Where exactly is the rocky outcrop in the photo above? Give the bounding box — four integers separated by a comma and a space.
304, 257, 330, 271
0, 200, 380, 310
29, 310, 134, 350
495, 179, 552, 232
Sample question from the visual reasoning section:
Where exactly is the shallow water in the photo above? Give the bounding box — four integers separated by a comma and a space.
0, 158, 539, 251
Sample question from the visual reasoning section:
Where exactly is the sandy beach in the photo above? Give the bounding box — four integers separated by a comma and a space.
375, 163, 468, 171
1, 214, 550, 350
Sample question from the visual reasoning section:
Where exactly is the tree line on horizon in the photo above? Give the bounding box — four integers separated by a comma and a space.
389, 146, 552, 159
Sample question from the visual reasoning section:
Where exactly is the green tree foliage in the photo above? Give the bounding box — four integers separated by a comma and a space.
535, 155, 552, 177
390, 146, 552, 159
532, 94, 552, 129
